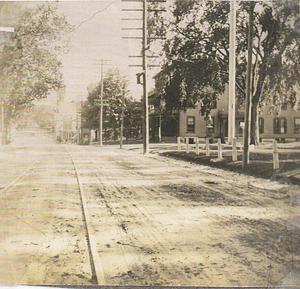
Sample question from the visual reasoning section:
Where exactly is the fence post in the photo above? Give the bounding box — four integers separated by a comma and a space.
206, 138, 210, 156
177, 137, 181, 151
273, 140, 279, 170
186, 137, 189, 153
218, 138, 223, 159
196, 137, 200, 155
232, 137, 237, 161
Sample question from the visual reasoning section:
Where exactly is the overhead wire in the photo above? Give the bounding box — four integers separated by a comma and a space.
74, 0, 119, 31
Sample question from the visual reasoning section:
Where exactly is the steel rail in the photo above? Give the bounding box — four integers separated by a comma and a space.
0, 159, 41, 195
68, 150, 106, 285
91, 161, 191, 283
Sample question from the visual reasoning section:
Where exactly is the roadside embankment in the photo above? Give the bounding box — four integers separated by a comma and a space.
160, 148, 300, 186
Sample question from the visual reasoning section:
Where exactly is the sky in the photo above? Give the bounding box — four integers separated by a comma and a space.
56, 0, 161, 102
0, 0, 165, 105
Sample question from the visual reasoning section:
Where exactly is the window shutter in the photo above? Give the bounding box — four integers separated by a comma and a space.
284, 118, 287, 134
273, 118, 277, 134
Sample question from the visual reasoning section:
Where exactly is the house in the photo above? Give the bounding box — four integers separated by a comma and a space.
151, 71, 300, 143
149, 91, 179, 143
178, 85, 300, 142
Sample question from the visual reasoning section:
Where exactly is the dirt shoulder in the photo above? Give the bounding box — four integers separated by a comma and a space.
160, 150, 300, 186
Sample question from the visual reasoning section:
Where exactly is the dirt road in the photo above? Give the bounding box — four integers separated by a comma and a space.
0, 142, 299, 286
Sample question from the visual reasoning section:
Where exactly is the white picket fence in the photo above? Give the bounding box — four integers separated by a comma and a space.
177, 136, 280, 170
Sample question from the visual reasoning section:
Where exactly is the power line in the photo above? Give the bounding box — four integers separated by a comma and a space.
74, 0, 119, 30
121, 0, 165, 155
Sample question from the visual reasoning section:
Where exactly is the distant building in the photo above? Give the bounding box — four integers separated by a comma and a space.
55, 92, 82, 143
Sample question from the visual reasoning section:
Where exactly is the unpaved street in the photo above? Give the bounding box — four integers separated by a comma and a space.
0, 139, 299, 286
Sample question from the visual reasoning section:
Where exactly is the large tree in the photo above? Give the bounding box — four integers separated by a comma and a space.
82, 69, 142, 141
0, 3, 72, 141
152, 0, 300, 144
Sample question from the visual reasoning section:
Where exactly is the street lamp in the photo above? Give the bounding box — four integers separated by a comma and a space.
0, 26, 15, 145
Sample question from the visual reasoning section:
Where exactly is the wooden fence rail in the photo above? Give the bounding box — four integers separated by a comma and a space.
176, 136, 280, 170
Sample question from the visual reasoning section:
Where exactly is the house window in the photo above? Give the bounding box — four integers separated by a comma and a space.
259, 117, 264, 134
273, 117, 287, 134
295, 118, 300, 134
206, 116, 215, 133
186, 116, 195, 133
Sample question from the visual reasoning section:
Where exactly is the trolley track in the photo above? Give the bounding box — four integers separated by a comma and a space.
94, 168, 191, 283
69, 151, 192, 283
62, 147, 297, 286
68, 150, 105, 285
0, 159, 41, 195
92, 157, 277, 283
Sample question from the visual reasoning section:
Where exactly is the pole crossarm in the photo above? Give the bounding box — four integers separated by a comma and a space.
0, 26, 15, 33
121, 18, 143, 21
122, 37, 166, 40
121, 9, 166, 12
128, 55, 159, 58
122, 28, 143, 30
128, 64, 160, 67
122, 0, 165, 155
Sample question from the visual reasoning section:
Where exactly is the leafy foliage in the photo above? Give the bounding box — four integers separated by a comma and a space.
152, 0, 300, 142
0, 3, 72, 122
82, 68, 142, 140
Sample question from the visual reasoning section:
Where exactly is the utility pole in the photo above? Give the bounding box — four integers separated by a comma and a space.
243, 2, 255, 167
99, 60, 104, 147
77, 101, 82, 145
120, 85, 125, 149
0, 26, 14, 145
98, 59, 111, 147
228, 0, 236, 144
121, 0, 165, 155
1, 100, 4, 145
142, 0, 149, 154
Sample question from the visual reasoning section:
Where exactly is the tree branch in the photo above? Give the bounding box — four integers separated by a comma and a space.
236, 79, 246, 97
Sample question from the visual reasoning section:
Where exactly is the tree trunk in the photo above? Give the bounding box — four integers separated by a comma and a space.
250, 99, 259, 145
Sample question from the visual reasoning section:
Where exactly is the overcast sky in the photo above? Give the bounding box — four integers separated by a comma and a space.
57, 0, 161, 102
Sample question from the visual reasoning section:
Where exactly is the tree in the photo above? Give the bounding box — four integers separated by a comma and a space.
82, 69, 142, 141
0, 3, 72, 141
123, 100, 143, 140
152, 0, 300, 144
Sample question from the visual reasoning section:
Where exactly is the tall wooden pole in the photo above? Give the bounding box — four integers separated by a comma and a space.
228, 0, 236, 144
77, 102, 82, 145
243, 2, 254, 167
1, 100, 4, 145
99, 60, 104, 146
142, 0, 149, 154
120, 85, 125, 149
0, 27, 14, 145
